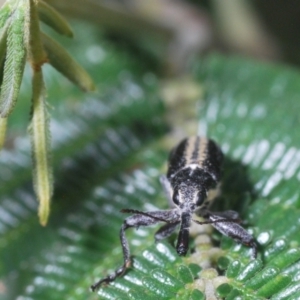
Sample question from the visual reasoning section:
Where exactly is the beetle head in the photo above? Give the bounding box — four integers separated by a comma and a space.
172, 183, 206, 212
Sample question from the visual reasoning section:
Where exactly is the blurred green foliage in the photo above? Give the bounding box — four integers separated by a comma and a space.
1, 18, 300, 300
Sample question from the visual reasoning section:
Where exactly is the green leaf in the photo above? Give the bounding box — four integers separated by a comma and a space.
194, 55, 300, 299
0, 57, 166, 297
41, 32, 95, 91
0, 6, 26, 117
0, 3, 12, 29
25, 0, 47, 68
28, 71, 53, 226
0, 116, 7, 149
0, 24, 8, 67
38, 0, 73, 37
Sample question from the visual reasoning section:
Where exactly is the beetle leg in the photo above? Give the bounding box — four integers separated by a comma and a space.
208, 213, 257, 258
121, 208, 180, 223
91, 209, 179, 291
155, 221, 180, 241
90, 223, 131, 291
193, 210, 257, 258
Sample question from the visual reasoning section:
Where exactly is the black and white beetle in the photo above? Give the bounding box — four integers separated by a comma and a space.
91, 136, 257, 291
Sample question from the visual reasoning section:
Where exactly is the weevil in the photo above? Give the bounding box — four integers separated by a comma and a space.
91, 136, 257, 291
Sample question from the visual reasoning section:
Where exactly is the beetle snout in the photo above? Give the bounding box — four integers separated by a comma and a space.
179, 202, 196, 212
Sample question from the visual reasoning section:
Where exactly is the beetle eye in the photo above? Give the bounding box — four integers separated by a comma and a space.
173, 190, 180, 205
196, 190, 205, 206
